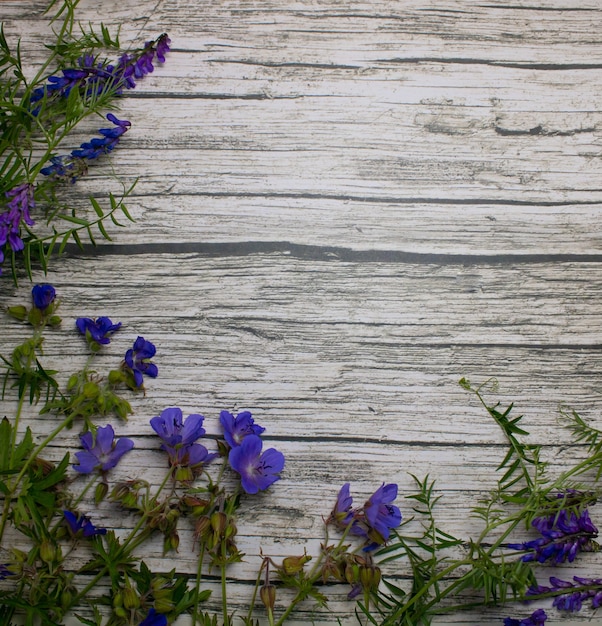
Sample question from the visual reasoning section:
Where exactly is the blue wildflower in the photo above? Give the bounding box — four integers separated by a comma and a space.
124, 336, 158, 387
507, 507, 598, 564
150, 407, 218, 469
504, 608, 547, 625
329, 482, 354, 527
73, 424, 134, 474
70, 113, 131, 160
76, 316, 122, 345
529, 575, 602, 612
63, 510, 107, 538
220, 410, 265, 448
228, 434, 285, 495
139, 607, 168, 626
0, 183, 36, 268
31, 284, 56, 311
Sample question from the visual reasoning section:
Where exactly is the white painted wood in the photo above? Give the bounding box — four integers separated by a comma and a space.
2, 0, 602, 624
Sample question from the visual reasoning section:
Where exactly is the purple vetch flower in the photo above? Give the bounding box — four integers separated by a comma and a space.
0, 183, 36, 267
228, 434, 285, 495
139, 607, 168, 626
150, 407, 218, 468
220, 410, 265, 448
70, 113, 131, 160
507, 507, 598, 564
73, 424, 134, 474
528, 575, 602, 612
31, 284, 56, 311
503, 608, 548, 626
76, 316, 122, 345
124, 336, 158, 387
63, 510, 107, 538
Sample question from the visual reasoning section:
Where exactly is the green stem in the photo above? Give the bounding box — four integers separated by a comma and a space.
221, 540, 229, 626
192, 540, 206, 625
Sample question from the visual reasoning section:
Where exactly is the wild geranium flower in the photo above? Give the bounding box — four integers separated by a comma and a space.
220, 410, 265, 447
328, 482, 402, 551
63, 510, 107, 538
150, 407, 218, 469
31, 284, 56, 311
529, 575, 602, 612
76, 316, 122, 345
504, 608, 548, 625
140, 608, 168, 626
73, 424, 134, 474
124, 336, 158, 387
228, 434, 285, 495
507, 508, 598, 564
329, 482, 354, 527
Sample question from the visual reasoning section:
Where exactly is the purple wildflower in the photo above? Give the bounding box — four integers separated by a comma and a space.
124, 336, 158, 387
329, 482, 354, 527
70, 113, 131, 160
0, 183, 36, 267
327, 483, 402, 551
140, 608, 168, 626
529, 575, 602, 612
73, 424, 134, 474
228, 434, 285, 495
63, 510, 107, 538
150, 407, 218, 468
507, 508, 598, 564
503, 608, 548, 626
76, 316, 122, 345
31, 284, 56, 311
220, 410, 265, 448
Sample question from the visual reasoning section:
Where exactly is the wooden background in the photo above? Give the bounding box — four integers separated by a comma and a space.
1, 0, 602, 624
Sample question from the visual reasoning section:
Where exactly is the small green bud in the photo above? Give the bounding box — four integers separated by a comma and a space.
60, 589, 73, 610
122, 586, 140, 610
113, 591, 123, 608
174, 465, 193, 483
260, 584, 276, 611
154, 595, 175, 614
95, 481, 109, 505
27, 307, 43, 327
114, 606, 127, 619
281, 554, 312, 575
7, 305, 27, 321
47, 315, 62, 327
108, 369, 124, 385
164, 530, 179, 552
67, 374, 80, 390
39, 539, 57, 564
83, 381, 99, 398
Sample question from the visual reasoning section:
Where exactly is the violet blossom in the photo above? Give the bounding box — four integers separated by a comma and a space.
124, 336, 158, 387
76, 316, 122, 345
0, 183, 36, 269
150, 407, 218, 468
503, 608, 548, 626
228, 434, 285, 495
139, 608, 168, 626
31, 283, 56, 311
220, 409, 265, 448
528, 575, 602, 612
507, 508, 598, 564
63, 510, 107, 538
73, 424, 134, 474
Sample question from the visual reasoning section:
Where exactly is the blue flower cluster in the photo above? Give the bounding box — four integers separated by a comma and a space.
151, 407, 218, 477
329, 482, 402, 551
504, 608, 547, 626
31, 34, 171, 108
529, 575, 602, 612
0, 183, 35, 270
220, 410, 285, 494
507, 508, 598, 564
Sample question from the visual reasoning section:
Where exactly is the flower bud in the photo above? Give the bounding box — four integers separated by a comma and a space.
39, 539, 57, 564
164, 530, 180, 552
281, 554, 311, 575
260, 584, 276, 611
113, 591, 123, 608
174, 466, 193, 483
108, 369, 125, 385
153, 590, 175, 614
7, 305, 27, 322
60, 589, 72, 610
211, 511, 227, 536
122, 586, 140, 610
182, 495, 210, 516
95, 482, 109, 505
359, 565, 381, 591
47, 315, 62, 327
83, 381, 99, 398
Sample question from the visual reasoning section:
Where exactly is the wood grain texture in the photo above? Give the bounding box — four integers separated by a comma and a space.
2, 0, 602, 624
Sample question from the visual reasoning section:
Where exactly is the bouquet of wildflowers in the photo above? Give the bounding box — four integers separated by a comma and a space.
0, 0, 169, 281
